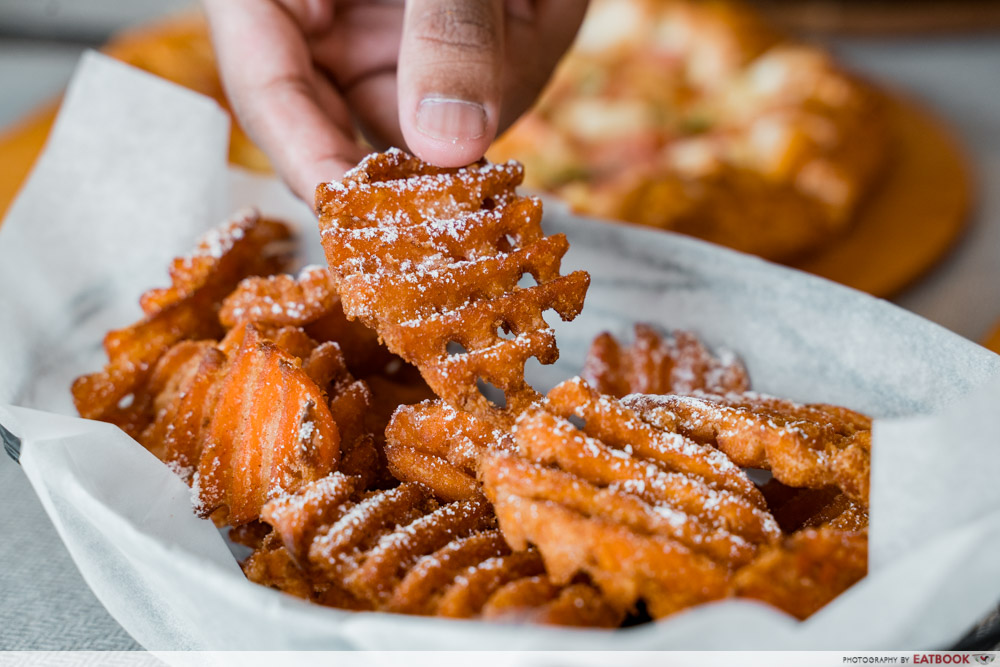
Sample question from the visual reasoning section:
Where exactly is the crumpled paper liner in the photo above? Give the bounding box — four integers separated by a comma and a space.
1, 52, 999, 650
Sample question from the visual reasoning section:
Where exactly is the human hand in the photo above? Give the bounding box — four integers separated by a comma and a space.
203, 0, 588, 203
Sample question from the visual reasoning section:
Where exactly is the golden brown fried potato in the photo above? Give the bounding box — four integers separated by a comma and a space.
220, 266, 340, 330
731, 526, 868, 619
316, 149, 589, 423
195, 324, 340, 525
625, 391, 871, 503
72, 211, 291, 430
583, 324, 749, 398
481, 377, 780, 618
255, 473, 622, 625
481, 576, 624, 627
140, 342, 225, 479
385, 400, 510, 502
218, 264, 393, 376
244, 531, 371, 610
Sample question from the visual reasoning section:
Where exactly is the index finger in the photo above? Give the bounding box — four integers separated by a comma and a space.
204, 0, 364, 203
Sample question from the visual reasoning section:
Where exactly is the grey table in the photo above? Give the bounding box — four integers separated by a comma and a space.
1, 13, 1000, 650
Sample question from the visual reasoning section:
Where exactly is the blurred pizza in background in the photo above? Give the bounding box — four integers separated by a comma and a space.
490, 0, 890, 263
488, 0, 969, 295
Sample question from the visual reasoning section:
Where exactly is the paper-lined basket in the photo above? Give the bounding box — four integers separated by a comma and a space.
2, 53, 999, 650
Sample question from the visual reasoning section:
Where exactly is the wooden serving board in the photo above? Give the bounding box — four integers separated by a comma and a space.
0, 14, 971, 299
751, 0, 1000, 35
985, 322, 1000, 355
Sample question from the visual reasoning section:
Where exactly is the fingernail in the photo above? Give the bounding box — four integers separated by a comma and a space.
416, 97, 487, 142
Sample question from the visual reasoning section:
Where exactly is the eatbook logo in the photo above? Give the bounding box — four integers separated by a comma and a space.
974, 655, 996, 665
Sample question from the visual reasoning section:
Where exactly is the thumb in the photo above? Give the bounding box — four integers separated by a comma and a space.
397, 0, 504, 167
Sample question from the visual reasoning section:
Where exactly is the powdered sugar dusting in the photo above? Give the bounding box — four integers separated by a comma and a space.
316, 149, 589, 420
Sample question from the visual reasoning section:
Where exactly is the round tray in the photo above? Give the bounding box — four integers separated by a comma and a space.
751, 0, 1000, 35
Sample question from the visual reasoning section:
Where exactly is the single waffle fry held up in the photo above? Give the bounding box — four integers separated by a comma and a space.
316, 149, 590, 423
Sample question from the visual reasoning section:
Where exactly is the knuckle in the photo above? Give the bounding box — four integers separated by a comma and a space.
237, 72, 312, 128
411, 2, 498, 55
261, 71, 314, 100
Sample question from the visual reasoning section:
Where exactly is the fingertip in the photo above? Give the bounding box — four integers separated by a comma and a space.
408, 138, 495, 169
403, 97, 497, 167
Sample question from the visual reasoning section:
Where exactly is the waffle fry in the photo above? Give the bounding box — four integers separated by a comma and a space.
244, 531, 321, 601
316, 149, 590, 423
261, 471, 360, 564
255, 473, 622, 625
624, 392, 872, 503
583, 324, 749, 397
137, 339, 215, 453
194, 324, 341, 525
137, 210, 291, 316
384, 400, 511, 502
137, 328, 420, 503
306, 485, 494, 602
140, 341, 225, 479
481, 576, 624, 627
731, 526, 868, 619
219, 265, 391, 375
71, 210, 291, 429
761, 480, 869, 533
480, 377, 780, 618
220, 265, 339, 329
244, 531, 372, 610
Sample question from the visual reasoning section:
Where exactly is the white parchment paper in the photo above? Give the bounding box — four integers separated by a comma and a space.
2, 52, 1000, 651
